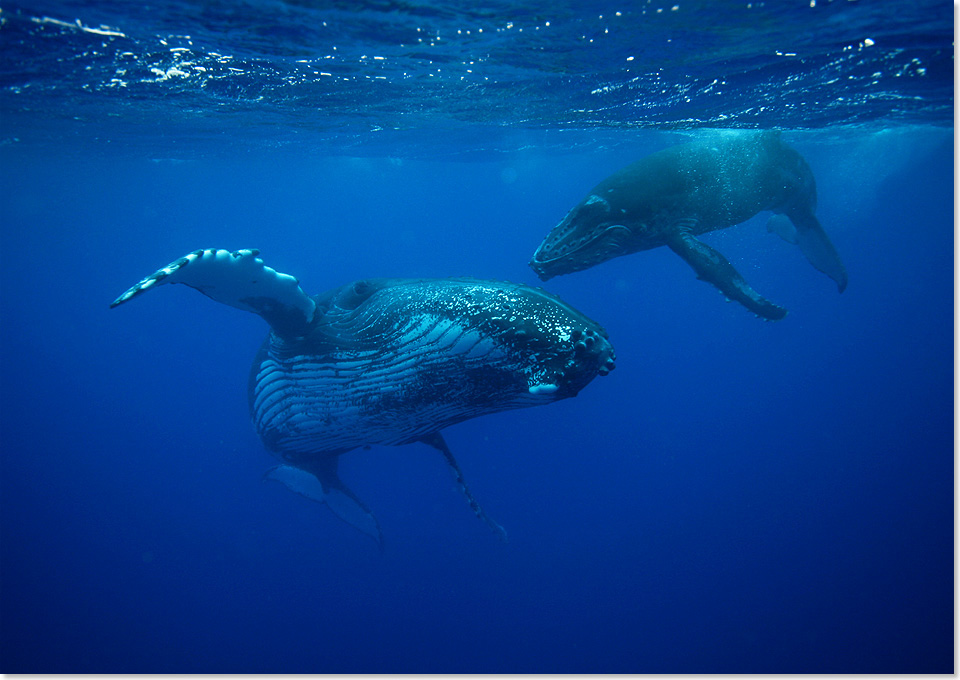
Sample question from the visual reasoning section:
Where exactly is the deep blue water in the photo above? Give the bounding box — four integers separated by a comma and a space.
0, 0, 954, 674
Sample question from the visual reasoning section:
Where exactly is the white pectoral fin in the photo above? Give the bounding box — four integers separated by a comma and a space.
111, 248, 316, 336
766, 214, 798, 244
264, 462, 385, 551
264, 464, 327, 503
788, 212, 848, 293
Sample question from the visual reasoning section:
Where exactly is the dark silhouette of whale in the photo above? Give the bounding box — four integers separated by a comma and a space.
112, 248, 616, 548
530, 131, 847, 320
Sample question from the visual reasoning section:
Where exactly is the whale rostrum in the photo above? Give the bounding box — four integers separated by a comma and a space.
530, 131, 848, 320
112, 248, 616, 548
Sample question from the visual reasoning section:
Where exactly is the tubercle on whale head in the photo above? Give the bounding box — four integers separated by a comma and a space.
488, 287, 616, 400
519, 325, 616, 401
561, 326, 617, 389
530, 194, 637, 280
427, 280, 617, 401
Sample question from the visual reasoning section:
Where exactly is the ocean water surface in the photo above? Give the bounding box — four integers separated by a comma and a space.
0, 0, 954, 673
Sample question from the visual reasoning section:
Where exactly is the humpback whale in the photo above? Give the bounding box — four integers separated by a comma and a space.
530, 131, 847, 320
112, 248, 616, 548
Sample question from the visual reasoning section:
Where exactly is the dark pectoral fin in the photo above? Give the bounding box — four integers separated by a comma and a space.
664, 228, 787, 321
421, 433, 508, 542
264, 458, 384, 551
788, 211, 848, 293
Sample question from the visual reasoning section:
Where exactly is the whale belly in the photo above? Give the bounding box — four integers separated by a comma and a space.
249, 315, 532, 459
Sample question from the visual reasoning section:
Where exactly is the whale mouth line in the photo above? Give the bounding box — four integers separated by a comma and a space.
531, 223, 633, 268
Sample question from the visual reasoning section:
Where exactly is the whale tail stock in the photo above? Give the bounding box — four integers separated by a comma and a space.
110, 248, 316, 338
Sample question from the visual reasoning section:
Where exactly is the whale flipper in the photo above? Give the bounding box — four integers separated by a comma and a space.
787, 211, 848, 293
664, 222, 788, 321
111, 248, 316, 338
420, 432, 507, 542
766, 214, 798, 244
264, 459, 385, 551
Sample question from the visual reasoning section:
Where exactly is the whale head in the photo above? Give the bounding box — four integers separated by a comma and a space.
529, 194, 639, 281
448, 279, 618, 400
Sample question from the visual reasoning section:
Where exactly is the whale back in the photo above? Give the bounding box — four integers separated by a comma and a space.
249, 277, 616, 461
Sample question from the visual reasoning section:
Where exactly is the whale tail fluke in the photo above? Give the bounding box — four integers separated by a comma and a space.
110, 248, 317, 338
785, 211, 848, 293
264, 459, 385, 551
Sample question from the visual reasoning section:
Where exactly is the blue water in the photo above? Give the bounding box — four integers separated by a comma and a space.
0, 0, 953, 673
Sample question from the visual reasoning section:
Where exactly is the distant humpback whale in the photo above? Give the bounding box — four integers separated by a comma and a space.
112, 248, 616, 548
530, 131, 847, 320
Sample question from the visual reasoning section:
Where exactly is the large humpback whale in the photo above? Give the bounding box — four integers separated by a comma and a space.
530, 131, 847, 320
112, 248, 616, 548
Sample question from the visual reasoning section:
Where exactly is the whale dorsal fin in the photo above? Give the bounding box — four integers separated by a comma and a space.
420, 432, 508, 542
110, 248, 316, 337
